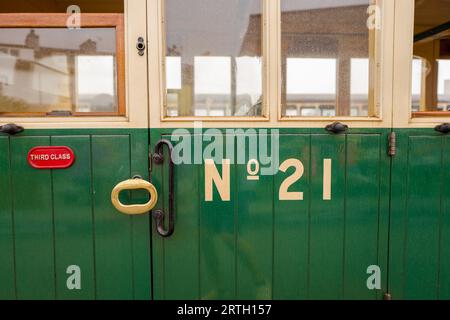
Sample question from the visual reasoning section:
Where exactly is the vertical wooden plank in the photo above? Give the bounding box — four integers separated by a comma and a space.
151, 134, 165, 300
309, 134, 346, 299
161, 134, 200, 299
388, 131, 409, 299
236, 133, 274, 300
92, 135, 133, 300
200, 135, 236, 299
344, 135, 381, 299
404, 136, 441, 299
0, 136, 15, 299
376, 131, 392, 300
52, 136, 95, 300
273, 134, 310, 299
130, 131, 151, 300
11, 136, 55, 299
439, 135, 450, 300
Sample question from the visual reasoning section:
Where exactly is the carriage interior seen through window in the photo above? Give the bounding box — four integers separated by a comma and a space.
0, 0, 124, 116
412, 0, 450, 116
164, 0, 263, 118
281, 0, 375, 118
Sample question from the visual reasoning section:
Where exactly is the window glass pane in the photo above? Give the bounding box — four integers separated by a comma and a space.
438, 60, 450, 111
411, 58, 424, 112
412, 0, 450, 114
0, 28, 118, 114
164, 0, 263, 117
281, 0, 375, 117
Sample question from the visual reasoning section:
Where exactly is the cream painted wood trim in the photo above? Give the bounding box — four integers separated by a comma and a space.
0, 0, 149, 129
150, 0, 395, 129
392, 0, 450, 128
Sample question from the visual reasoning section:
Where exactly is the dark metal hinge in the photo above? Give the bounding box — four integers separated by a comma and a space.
388, 132, 396, 157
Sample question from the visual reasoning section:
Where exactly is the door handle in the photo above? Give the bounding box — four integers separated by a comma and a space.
325, 122, 348, 134
0, 123, 24, 135
152, 139, 175, 238
435, 123, 450, 134
111, 177, 158, 215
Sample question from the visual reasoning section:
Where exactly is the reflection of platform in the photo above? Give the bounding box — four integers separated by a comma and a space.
0, 28, 116, 113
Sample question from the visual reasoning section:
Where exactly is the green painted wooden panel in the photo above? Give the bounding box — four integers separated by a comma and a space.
129, 132, 152, 300
153, 134, 201, 299
0, 136, 15, 299
273, 135, 310, 299
390, 131, 450, 300
152, 130, 389, 300
236, 133, 273, 300
343, 135, 381, 299
0, 130, 150, 300
151, 139, 165, 300
309, 134, 346, 299
51, 136, 95, 300
11, 136, 55, 300
440, 135, 450, 299
91, 135, 134, 300
199, 136, 236, 300
404, 136, 442, 299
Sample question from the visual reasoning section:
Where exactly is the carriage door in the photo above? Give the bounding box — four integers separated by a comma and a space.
389, 0, 450, 300
148, 0, 395, 300
0, 0, 151, 299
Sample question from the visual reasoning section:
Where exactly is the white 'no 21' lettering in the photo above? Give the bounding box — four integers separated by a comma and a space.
204, 158, 332, 202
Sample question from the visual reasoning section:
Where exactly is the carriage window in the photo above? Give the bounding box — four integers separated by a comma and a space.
0, 0, 124, 117
412, 0, 450, 116
281, 0, 376, 118
164, 0, 263, 118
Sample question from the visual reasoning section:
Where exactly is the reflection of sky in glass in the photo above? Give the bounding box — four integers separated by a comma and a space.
166, 0, 261, 58
438, 60, 450, 95
411, 59, 422, 95
76, 56, 114, 95
287, 58, 336, 94
236, 56, 262, 100
351, 58, 369, 95
166, 57, 181, 90
194, 57, 231, 94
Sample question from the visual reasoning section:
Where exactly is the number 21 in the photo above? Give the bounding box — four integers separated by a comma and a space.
279, 158, 332, 201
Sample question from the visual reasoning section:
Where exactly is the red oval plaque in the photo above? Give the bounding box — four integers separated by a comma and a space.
27, 146, 75, 169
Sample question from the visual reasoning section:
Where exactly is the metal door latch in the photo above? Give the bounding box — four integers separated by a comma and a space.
136, 37, 146, 56
388, 132, 396, 156
0, 123, 24, 135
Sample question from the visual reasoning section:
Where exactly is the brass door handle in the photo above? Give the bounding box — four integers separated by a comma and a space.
111, 178, 158, 215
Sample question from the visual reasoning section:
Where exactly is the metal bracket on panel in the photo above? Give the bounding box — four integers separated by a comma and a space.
388, 132, 396, 157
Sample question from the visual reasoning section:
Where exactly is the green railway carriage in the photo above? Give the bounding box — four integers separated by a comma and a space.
0, 0, 449, 300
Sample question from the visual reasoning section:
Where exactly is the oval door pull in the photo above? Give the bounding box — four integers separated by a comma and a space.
326, 122, 348, 134
152, 139, 175, 238
435, 123, 450, 134
111, 178, 158, 215
0, 123, 24, 135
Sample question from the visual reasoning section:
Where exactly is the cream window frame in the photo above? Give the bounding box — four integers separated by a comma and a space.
0, 0, 148, 129
149, 0, 395, 129
393, 0, 450, 128
277, 0, 386, 123
150, 0, 270, 124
